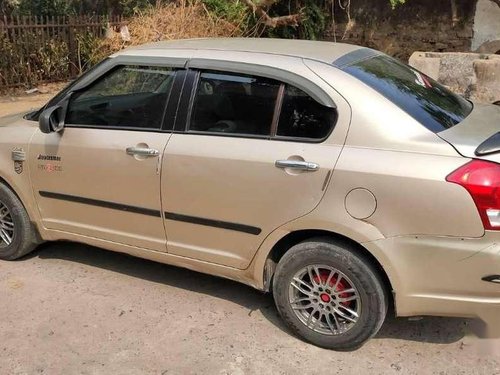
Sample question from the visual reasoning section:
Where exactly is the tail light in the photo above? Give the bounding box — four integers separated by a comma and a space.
446, 160, 500, 230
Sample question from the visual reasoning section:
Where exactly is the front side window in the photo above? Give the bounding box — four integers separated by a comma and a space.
66, 65, 175, 130
277, 85, 336, 140
189, 71, 280, 136
338, 54, 473, 132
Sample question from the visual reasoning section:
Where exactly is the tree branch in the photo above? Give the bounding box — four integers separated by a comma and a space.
450, 0, 459, 26
241, 0, 301, 28
263, 14, 301, 27
241, 0, 257, 12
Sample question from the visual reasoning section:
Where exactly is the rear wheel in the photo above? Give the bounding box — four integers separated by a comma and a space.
272, 238, 387, 351
0, 183, 39, 260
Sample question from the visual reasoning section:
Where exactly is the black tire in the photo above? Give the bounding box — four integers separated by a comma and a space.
273, 237, 388, 351
0, 183, 40, 260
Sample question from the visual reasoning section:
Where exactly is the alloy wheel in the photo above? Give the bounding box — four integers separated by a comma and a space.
0, 201, 14, 248
288, 265, 361, 335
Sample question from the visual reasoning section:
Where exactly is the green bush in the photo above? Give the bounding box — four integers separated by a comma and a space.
75, 31, 103, 71
202, 0, 248, 23
118, 0, 154, 17
0, 31, 70, 86
17, 0, 72, 16
0, 26, 102, 87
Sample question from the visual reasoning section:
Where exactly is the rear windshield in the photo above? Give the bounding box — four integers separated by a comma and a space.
338, 54, 473, 133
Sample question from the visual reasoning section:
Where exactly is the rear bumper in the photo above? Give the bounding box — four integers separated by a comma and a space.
363, 232, 500, 321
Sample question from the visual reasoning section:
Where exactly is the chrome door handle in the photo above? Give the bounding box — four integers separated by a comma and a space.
275, 160, 320, 171
126, 147, 159, 157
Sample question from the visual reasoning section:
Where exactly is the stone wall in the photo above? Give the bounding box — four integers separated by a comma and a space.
409, 52, 500, 103
323, 0, 478, 61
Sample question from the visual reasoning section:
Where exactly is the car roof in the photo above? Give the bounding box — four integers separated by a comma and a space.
117, 38, 364, 64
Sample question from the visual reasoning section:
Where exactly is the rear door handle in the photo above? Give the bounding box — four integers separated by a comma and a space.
275, 160, 320, 171
126, 147, 159, 157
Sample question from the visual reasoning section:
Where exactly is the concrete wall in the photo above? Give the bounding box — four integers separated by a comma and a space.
472, 0, 500, 52
409, 52, 500, 103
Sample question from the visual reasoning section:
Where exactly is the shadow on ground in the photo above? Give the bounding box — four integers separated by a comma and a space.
28, 241, 469, 346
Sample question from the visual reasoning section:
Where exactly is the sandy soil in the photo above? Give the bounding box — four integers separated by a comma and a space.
0, 242, 499, 375
0, 83, 67, 117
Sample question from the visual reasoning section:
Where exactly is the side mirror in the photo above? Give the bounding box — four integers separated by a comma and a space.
39, 105, 65, 134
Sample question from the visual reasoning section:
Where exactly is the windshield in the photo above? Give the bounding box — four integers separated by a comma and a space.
337, 54, 473, 133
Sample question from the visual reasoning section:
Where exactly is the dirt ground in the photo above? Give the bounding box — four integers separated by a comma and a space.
0, 88, 499, 375
0, 242, 499, 375
0, 83, 67, 117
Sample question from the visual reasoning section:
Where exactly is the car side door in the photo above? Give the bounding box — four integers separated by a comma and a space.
30, 63, 184, 252
161, 68, 345, 269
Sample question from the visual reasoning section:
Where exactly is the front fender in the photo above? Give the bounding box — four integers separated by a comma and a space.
0, 116, 42, 233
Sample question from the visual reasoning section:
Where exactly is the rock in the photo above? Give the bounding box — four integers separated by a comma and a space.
409, 51, 500, 103
475, 40, 500, 54
409, 53, 440, 80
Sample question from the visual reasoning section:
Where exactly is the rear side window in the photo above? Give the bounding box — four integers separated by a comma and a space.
66, 65, 175, 130
277, 85, 336, 140
338, 54, 472, 132
189, 70, 336, 140
189, 71, 280, 136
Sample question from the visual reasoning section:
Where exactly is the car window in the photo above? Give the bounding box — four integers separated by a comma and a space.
27, 58, 111, 121
338, 54, 473, 133
66, 65, 175, 130
277, 85, 336, 140
189, 71, 280, 136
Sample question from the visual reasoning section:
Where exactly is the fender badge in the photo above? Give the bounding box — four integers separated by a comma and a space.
38, 164, 62, 173
14, 161, 23, 174
37, 154, 61, 161
12, 148, 25, 174
12, 148, 26, 161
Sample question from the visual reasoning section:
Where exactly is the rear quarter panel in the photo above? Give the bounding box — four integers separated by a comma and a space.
304, 60, 484, 239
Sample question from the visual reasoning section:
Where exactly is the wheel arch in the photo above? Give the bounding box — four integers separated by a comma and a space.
0, 173, 21, 199
0, 175, 30, 212
0, 173, 42, 240
262, 229, 394, 308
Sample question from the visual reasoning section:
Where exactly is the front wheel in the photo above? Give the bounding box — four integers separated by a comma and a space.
0, 183, 39, 260
272, 238, 388, 351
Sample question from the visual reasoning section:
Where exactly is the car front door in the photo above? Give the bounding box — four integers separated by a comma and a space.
161, 70, 344, 269
30, 64, 181, 251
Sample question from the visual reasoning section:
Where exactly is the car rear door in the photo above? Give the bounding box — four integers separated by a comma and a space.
161, 68, 346, 269
30, 64, 184, 252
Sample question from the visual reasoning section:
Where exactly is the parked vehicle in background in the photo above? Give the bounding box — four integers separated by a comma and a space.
0, 39, 499, 350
